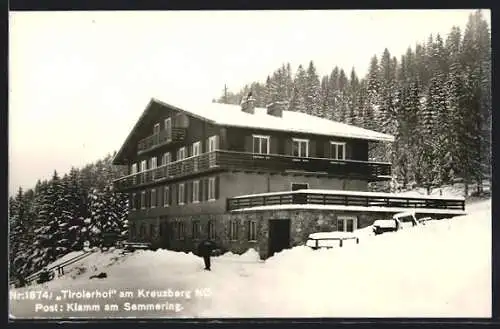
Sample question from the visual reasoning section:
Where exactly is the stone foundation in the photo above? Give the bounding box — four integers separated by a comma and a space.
128, 209, 457, 260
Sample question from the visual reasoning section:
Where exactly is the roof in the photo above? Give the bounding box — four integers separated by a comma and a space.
113, 96, 394, 164
152, 96, 395, 142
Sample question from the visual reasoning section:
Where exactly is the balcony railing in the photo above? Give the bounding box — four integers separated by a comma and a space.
113, 150, 392, 191
227, 191, 466, 212
137, 128, 186, 154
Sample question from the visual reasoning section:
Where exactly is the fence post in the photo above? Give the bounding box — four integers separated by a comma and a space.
339, 239, 343, 247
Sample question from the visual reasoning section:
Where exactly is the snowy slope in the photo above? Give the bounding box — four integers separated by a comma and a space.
10, 199, 491, 318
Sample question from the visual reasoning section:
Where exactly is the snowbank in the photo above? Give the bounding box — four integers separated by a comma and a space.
10, 200, 491, 318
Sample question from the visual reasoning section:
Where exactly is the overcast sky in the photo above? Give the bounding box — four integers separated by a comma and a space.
9, 9, 490, 196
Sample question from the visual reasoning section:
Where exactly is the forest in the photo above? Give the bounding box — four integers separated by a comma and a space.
214, 10, 491, 195
9, 11, 491, 281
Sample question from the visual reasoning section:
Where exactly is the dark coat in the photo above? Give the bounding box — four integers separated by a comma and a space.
198, 239, 216, 257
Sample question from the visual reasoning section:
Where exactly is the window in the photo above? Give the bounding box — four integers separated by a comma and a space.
208, 220, 216, 240
292, 138, 309, 157
163, 186, 170, 207
291, 183, 309, 191
252, 135, 270, 154
150, 157, 157, 179
161, 152, 171, 166
192, 220, 201, 240
140, 224, 146, 239
178, 183, 185, 205
141, 191, 146, 209
208, 177, 216, 201
330, 142, 346, 160
208, 135, 218, 152
151, 189, 156, 208
248, 220, 257, 241
192, 141, 201, 157
165, 118, 172, 138
179, 222, 185, 240
207, 135, 218, 167
229, 220, 238, 241
192, 180, 200, 203
192, 141, 201, 171
141, 160, 147, 172
153, 123, 160, 135
131, 193, 136, 210
177, 147, 186, 161
131, 163, 137, 175
337, 216, 358, 233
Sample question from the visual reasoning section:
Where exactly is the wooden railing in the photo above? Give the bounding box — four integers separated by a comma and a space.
137, 127, 186, 154
113, 150, 392, 191
227, 191, 466, 212
215, 150, 391, 179
11, 249, 96, 287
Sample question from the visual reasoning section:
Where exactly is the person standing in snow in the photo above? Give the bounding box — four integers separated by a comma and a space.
197, 239, 217, 271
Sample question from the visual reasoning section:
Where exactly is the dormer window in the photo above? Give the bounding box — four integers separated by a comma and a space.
292, 138, 309, 157
252, 135, 270, 154
330, 141, 346, 160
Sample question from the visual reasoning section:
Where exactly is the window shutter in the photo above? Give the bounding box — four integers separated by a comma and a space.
198, 180, 202, 201
346, 143, 352, 160
204, 178, 209, 201
309, 140, 316, 157
185, 183, 189, 204
245, 136, 252, 152
215, 176, 220, 199
186, 181, 192, 203
206, 138, 210, 153
171, 185, 176, 205
324, 141, 331, 158
284, 138, 292, 155
270, 136, 278, 154
219, 128, 226, 150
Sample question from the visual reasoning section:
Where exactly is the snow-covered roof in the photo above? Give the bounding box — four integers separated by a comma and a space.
113, 96, 395, 164
152, 97, 395, 142
231, 189, 466, 201
231, 204, 467, 216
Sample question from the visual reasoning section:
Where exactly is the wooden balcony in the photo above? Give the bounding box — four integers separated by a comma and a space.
226, 190, 466, 212
113, 150, 392, 191
137, 127, 186, 155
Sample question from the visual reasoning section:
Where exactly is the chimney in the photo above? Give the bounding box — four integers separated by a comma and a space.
241, 92, 256, 114
267, 100, 288, 118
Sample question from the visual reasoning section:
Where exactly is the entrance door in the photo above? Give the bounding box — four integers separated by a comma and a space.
268, 219, 291, 257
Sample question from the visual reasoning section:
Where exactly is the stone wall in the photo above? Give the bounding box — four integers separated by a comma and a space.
128, 209, 446, 260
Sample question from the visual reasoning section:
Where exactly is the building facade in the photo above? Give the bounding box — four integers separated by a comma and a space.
112, 95, 464, 259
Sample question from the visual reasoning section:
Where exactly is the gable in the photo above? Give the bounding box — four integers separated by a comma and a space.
112, 99, 215, 165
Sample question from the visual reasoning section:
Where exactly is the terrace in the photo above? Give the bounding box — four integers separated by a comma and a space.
226, 189, 466, 214
113, 150, 392, 191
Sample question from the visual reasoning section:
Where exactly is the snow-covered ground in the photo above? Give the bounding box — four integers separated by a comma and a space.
10, 199, 491, 318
